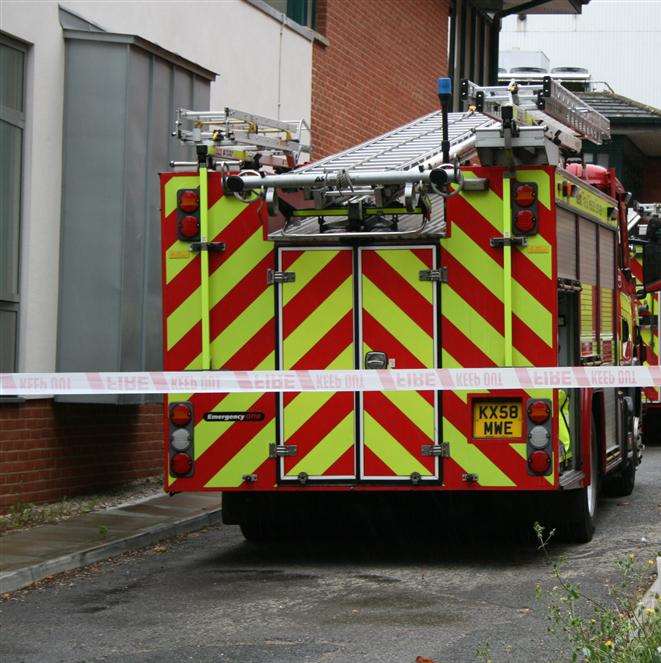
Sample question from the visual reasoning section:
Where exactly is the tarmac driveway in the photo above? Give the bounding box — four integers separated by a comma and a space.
2, 447, 659, 663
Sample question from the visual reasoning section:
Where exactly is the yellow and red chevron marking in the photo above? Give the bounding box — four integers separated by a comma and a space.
360, 247, 438, 480
279, 248, 356, 479
161, 172, 277, 491
631, 251, 660, 402
441, 166, 556, 489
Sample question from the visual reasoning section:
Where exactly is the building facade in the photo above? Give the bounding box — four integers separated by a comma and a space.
500, 0, 661, 110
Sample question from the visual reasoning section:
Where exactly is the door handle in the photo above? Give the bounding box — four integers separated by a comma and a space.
365, 351, 388, 369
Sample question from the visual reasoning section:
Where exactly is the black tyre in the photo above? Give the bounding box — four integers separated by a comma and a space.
558, 420, 599, 544
239, 518, 274, 543
602, 425, 639, 498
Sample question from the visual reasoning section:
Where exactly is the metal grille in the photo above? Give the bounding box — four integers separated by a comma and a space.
296, 111, 496, 175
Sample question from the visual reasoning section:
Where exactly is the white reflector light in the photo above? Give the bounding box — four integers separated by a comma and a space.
529, 425, 549, 449
171, 429, 191, 451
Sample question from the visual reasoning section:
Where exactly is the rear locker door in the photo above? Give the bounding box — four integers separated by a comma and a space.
359, 247, 440, 481
277, 247, 357, 481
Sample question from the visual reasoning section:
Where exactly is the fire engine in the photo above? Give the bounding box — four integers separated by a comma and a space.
159, 79, 660, 543
630, 203, 661, 441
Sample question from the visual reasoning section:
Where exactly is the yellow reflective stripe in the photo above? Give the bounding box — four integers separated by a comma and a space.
210, 228, 271, 306
165, 241, 196, 284
516, 169, 551, 209
520, 233, 552, 279
205, 424, 273, 487
442, 287, 504, 366
193, 392, 265, 457
446, 225, 503, 297
363, 413, 431, 476
441, 351, 483, 402
512, 348, 533, 367
284, 277, 353, 368
512, 281, 553, 347
284, 392, 334, 436
167, 290, 200, 350
510, 443, 527, 460
443, 418, 515, 487
283, 344, 354, 436
382, 390, 434, 438
282, 249, 341, 305
363, 276, 432, 366
371, 248, 431, 300
208, 195, 248, 235
287, 411, 354, 476
459, 172, 503, 231
212, 290, 273, 366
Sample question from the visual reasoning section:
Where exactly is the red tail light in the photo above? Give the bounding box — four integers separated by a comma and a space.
514, 184, 536, 207
179, 215, 199, 239
179, 190, 199, 213
170, 452, 193, 476
514, 209, 536, 233
528, 400, 550, 424
528, 450, 551, 474
170, 403, 192, 427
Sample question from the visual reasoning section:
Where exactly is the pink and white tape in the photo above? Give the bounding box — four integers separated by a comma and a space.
2, 366, 661, 396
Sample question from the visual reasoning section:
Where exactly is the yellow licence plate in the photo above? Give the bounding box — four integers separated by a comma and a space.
472, 400, 522, 439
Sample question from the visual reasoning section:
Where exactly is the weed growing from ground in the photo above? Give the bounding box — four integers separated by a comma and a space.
534, 522, 660, 663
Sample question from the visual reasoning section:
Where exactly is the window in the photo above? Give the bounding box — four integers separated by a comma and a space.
0, 35, 25, 372
264, 0, 316, 29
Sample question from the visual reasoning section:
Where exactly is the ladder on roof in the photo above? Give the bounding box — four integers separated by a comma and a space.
296, 110, 496, 175
174, 107, 311, 168
460, 77, 610, 155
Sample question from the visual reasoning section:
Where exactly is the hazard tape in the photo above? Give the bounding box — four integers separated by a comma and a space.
1, 366, 660, 396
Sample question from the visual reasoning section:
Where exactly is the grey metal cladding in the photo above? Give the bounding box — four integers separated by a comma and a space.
56, 31, 212, 403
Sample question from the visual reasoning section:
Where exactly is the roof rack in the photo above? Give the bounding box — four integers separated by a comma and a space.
222, 110, 493, 240
173, 107, 310, 168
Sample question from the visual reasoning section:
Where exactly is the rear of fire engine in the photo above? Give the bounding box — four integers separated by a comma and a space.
160, 79, 653, 543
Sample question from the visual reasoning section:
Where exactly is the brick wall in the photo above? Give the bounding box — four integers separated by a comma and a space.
0, 399, 163, 512
311, 0, 450, 158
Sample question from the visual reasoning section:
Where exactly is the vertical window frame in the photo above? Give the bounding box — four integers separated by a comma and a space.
0, 32, 27, 373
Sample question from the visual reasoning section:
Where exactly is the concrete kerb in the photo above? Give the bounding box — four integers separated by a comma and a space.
0, 507, 222, 594
637, 556, 661, 623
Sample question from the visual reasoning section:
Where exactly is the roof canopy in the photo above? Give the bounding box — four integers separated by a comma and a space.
577, 91, 661, 156
471, 0, 589, 15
